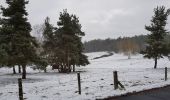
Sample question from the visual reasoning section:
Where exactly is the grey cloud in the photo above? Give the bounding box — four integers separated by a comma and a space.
0, 0, 170, 41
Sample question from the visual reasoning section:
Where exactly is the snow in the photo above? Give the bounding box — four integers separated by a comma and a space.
0, 52, 170, 100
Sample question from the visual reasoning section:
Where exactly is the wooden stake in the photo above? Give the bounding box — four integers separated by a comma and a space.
77, 72, 81, 94
165, 67, 167, 81
18, 78, 23, 100
113, 71, 118, 90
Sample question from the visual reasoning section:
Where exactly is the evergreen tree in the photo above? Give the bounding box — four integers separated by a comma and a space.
55, 9, 89, 73
41, 11, 89, 73
0, 0, 39, 79
42, 17, 54, 53
142, 6, 170, 69
0, 13, 13, 70
0, 18, 9, 66
31, 24, 49, 72
38, 17, 55, 72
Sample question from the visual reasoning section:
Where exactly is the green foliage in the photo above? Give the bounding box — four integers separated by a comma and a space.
142, 6, 170, 68
33, 57, 48, 72
42, 10, 89, 73
143, 6, 170, 58
0, 0, 39, 65
0, 0, 40, 78
0, 16, 11, 66
0, 43, 8, 66
42, 17, 56, 65
56, 9, 89, 70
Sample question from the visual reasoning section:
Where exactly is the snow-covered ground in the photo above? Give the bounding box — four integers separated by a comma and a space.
0, 52, 170, 100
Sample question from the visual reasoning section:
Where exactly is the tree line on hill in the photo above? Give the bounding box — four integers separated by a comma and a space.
84, 35, 147, 53
84, 34, 170, 57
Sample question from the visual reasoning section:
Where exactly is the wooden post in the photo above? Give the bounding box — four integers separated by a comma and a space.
113, 71, 118, 90
165, 67, 167, 81
77, 72, 81, 94
18, 78, 23, 100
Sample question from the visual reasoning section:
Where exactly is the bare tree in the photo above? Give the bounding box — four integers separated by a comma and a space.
117, 39, 139, 59
32, 24, 45, 44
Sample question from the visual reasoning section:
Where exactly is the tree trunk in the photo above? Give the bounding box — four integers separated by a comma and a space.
68, 65, 71, 72
73, 65, 75, 72
44, 68, 47, 73
13, 66, 16, 74
154, 57, 157, 69
18, 65, 21, 73
22, 65, 26, 79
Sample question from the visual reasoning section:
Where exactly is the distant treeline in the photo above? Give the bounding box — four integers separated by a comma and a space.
84, 34, 170, 53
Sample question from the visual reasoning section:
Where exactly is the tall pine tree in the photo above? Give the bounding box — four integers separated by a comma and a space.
42, 17, 55, 61
40, 17, 55, 72
56, 9, 89, 73
142, 6, 170, 69
0, 0, 39, 79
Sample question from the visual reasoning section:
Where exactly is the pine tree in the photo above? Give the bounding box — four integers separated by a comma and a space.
42, 17, 55, 65
41, 10, 89, 73
55, 9, 89, 73
142, 6, 170, 69
35, 17, 55, 72
0, 0, 39, 79
0, 18, 8, 66
0, 14, 12, 69
42, 17, 55, 54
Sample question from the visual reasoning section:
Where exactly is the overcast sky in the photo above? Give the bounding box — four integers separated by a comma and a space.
0, 0, 170, 41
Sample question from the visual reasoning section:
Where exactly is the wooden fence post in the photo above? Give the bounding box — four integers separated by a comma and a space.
165, 67, 167, 81
18, 78, 23, 100
113, 71, 118, 90
77, 72, 81, 94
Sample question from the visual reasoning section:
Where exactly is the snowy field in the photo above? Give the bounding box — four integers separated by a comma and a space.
0, 52, 170, 100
